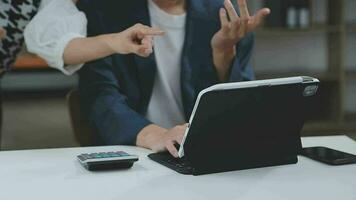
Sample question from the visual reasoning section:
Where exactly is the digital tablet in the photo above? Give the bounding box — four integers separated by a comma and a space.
178, 76, 319, 158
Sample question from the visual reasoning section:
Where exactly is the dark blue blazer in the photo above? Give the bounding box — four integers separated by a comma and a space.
77, 0, 255, 145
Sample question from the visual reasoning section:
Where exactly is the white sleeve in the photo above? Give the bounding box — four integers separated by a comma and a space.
24, 0, 87, 75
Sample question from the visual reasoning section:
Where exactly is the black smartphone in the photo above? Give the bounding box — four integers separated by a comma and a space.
301, 146, 356, 165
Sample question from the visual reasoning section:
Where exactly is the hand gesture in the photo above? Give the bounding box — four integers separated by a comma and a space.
109, 23, 164, 57
211, 0, 270, 52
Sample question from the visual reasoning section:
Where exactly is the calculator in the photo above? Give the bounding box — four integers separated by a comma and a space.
77, 151, 139, 171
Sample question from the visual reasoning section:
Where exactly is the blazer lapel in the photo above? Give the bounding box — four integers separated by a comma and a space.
181, 0, 200, 120
131, 1, 157, 111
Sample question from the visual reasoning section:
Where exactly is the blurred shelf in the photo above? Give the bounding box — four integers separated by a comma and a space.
302, 112, 356, 136
1, 70, 78, 92
346, 23, 356, 33
13, 53, 48, 70
302, 120, 356, 136
302, 121, 342, 135
255, 70, 340, 82
256, 25, 343, 36
345, 112, 356, 123
346, 70, 356, 80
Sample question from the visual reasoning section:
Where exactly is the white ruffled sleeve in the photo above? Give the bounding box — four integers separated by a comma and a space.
24, 0, 87, 75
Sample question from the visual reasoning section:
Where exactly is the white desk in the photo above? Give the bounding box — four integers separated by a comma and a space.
0, 136, 355, 200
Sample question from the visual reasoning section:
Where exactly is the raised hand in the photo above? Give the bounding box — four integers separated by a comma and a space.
108, 23, 164, 57
212, 0, 270, 52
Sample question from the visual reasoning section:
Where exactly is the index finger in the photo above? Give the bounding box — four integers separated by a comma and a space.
137, 27, 164, 39
166, 142, 179, 158
237, 0, 250, 18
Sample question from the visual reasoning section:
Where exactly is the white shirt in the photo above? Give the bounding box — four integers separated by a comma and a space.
146, 0, 187, 129
24, 0, 87, 75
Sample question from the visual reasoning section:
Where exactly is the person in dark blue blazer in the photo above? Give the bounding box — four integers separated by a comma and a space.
77, 0, 270, 157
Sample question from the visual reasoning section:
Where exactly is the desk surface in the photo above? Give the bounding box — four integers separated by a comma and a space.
0, 136, 355, 200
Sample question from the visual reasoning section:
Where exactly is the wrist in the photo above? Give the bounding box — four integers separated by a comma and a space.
212, 46, 236, 61
100, 33, 121, 55
136, 124, 167, 151
212, 44, 235, 54
212, 46, 236, 81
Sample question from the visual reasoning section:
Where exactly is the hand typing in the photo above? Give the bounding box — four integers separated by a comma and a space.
152, 124, 188, 158
137, 124, 188, 158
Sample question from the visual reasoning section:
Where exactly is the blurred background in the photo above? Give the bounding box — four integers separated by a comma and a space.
1, 0, 355, 151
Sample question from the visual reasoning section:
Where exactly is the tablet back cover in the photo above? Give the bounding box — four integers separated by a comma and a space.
183, 81, 318, 175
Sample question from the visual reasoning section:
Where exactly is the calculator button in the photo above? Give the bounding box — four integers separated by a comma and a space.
98, 153, 106, 157
78, 155, 86, 161
117, 152, 129, 156
114, 152, 122, 156
79, 151, 135, 161
91, 154, 100, 159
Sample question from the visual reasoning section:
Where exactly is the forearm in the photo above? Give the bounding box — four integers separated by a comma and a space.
212, 47, 236, 82
136, 124, 167, 151
63, 34, 116, 66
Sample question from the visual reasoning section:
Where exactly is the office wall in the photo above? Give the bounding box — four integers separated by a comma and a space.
253, 35, 327, 72
346, 0, 356, 22
344, 0, 356, 113
346, 34, 356, 70
1, 72, 78, 92
312, 0, 327, 24
250, 0, 328, 73
346, 80, 356, 113
250, 0, 356, 113
346, 32, 356, 112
